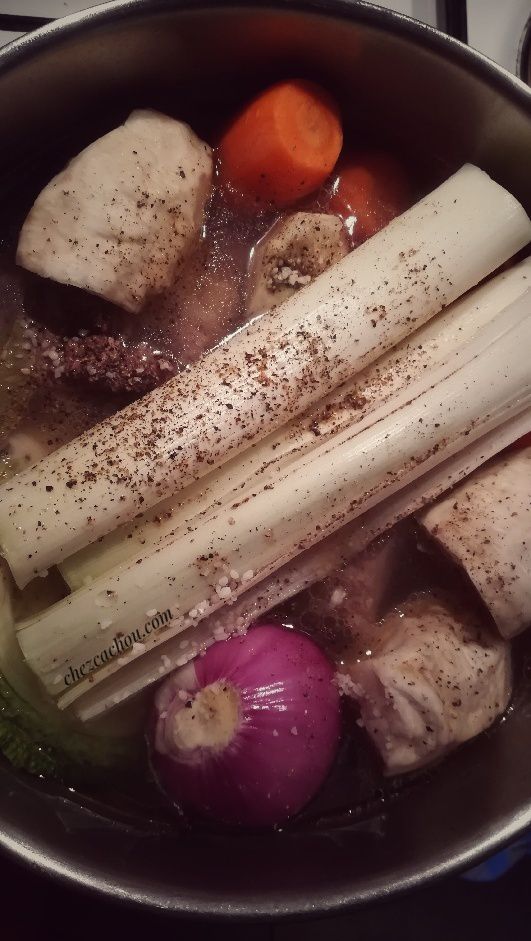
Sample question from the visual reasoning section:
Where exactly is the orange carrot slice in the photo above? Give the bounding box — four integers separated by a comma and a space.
329, 153, 410, 243
218, 80, 343, 209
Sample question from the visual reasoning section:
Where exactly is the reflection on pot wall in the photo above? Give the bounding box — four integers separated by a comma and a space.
0, 0, 530, 77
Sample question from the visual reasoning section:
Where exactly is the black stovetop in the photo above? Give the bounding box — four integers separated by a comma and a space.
3, 849, 530, 938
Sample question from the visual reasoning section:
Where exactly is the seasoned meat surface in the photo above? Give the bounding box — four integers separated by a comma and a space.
247, 211, 349, 315
339, 595, 511, 774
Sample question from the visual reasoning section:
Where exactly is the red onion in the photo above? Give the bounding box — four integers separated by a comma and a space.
148, 623, 341, 827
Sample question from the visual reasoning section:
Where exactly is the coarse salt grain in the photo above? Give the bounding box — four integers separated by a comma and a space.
132, 642, 146, 654
161, 655, 172, 669
334, 672, 363, 698
330, 587, 346, 606
272, 729, 279, 737
146, 608, 157, 618
241, 569, 254, 583
216, 585, 232, 600
290, 726, 298, 736
218, 575, 229, 587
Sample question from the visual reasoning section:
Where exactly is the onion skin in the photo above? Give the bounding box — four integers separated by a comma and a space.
149, 624, 341, 827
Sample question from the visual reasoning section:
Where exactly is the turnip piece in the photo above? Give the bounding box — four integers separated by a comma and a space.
418, 447, 531, 638
16, 110, 213, 314
246, 211, 349, 315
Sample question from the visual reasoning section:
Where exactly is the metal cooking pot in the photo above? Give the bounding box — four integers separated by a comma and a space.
0, 0, 530, 920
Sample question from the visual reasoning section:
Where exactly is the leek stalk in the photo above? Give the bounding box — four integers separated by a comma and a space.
1, 165, 529, 587
17, 290, 531, 705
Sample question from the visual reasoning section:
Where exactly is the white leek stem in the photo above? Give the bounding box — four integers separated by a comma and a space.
72, 405, 531, 720
17, 290, 531, 701
1, 165, 529, 587
60, 256, 531, 590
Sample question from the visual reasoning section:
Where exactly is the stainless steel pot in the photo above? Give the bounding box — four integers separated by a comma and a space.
0, 0, 530, 919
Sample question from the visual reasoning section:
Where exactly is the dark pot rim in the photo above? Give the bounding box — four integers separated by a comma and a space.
0, 0, 530, 111
0, 0, 530, 920
518, 13, 531, 85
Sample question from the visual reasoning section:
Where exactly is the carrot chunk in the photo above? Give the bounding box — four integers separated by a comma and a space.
218, 80, 343, 208
329, 152, 410, 243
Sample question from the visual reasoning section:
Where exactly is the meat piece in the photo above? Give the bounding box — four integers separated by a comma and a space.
17, 110, 213, 313
418, 447, 531, 639
58, 335, 176, 394
283, 534, 400, 659
247, 212, 349, 315
339, 596, 511, 774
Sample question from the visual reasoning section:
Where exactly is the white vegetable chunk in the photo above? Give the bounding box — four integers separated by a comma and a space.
16, 110, 213, 313
2, 165, 530, 587
340, 597, 511, 774
418, 447, 531, 638
247, 211, 349, 315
